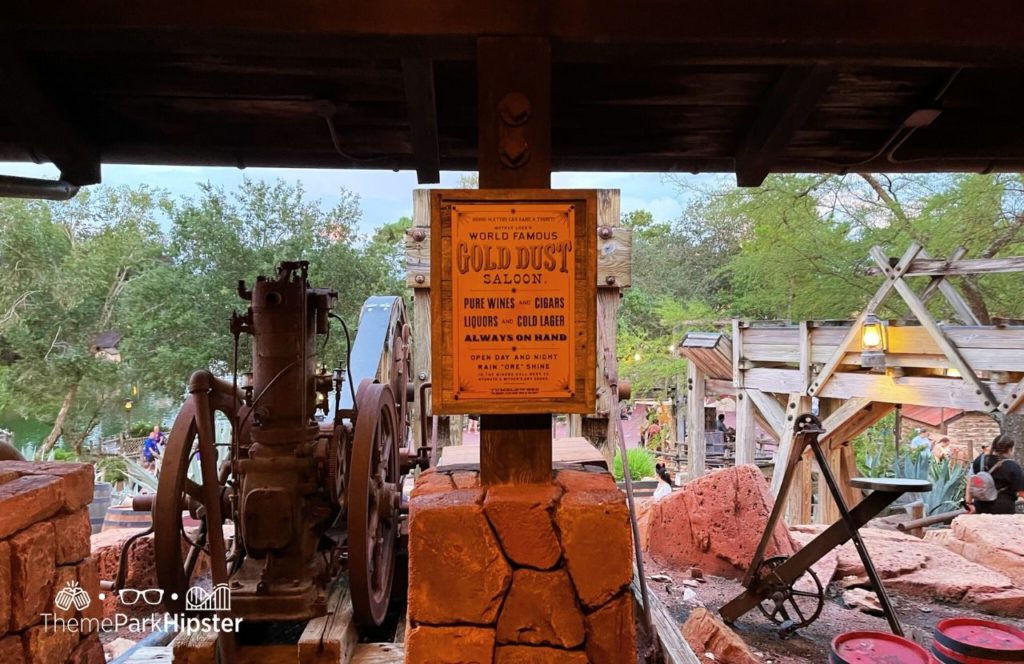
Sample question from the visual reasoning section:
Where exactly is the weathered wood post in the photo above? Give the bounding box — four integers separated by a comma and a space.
405, 37, 636, 664
687, 362, 706, 478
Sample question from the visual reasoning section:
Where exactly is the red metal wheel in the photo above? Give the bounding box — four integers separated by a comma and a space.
347, 381, 401, 628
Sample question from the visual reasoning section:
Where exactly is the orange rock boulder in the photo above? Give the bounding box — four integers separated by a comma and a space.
682, 607, 760, 664
644, 464, 796, 578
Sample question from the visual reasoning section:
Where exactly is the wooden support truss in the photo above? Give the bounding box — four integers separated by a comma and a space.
679, 244, 1024, 520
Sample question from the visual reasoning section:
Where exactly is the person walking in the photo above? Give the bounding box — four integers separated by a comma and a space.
966, 435, 1024, 515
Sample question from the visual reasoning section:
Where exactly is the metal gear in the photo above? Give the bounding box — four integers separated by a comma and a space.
755, 555, 825, 633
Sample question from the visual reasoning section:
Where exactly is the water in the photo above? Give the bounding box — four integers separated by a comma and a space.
0, 394, 182, 458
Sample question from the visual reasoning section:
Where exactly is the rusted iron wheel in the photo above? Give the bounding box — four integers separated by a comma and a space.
347, 381, 400, 628
755, 555, 824, 633
154, 370, 238, 614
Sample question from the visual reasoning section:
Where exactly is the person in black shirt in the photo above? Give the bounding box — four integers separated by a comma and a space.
966, 435, 1024, 515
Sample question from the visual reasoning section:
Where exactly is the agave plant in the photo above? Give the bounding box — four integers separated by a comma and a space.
925, 457, 969, 515
888, 451, 967, 515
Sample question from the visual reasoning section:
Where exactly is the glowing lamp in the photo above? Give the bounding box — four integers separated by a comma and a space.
860, 314, 887, 369
633, 353, 642, 362
123, 398, 134, 411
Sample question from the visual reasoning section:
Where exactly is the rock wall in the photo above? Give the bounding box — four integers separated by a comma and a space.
406, 467, 636, 664
642, 464, 796, 579
924, 515, 1024, 586
794, 523, 1024, 617
0, 461, 104, 664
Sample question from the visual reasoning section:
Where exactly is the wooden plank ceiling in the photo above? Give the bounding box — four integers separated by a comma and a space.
2, 1, 1024, 186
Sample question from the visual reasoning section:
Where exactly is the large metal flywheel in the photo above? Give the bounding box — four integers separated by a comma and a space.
347, 381, 401, 628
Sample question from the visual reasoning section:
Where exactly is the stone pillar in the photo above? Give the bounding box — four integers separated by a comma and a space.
406, 467, 636, 664
0, 461, 104, 664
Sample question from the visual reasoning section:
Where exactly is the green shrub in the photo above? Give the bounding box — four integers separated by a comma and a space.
130, 421, 156, 437
96, 456, 129, 484
613, 447, 656, 481
52, 447, 78, 462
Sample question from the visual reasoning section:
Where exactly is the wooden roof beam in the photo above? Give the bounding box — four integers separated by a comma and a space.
9, 2, 1024, 65
0, 53, 100, 185
866, 255, 1024, 277
401, 57, 441, 184
734, 64, 836, 187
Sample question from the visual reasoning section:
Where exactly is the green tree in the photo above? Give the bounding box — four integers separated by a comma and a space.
118, 178, 407, 397
0, 186, 167, 457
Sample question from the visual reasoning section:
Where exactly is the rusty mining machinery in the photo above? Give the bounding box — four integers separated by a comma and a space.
150, 260, 429, 628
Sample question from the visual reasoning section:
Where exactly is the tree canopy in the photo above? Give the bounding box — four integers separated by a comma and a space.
619, 173, 1024, 396
0, 178, 406, 456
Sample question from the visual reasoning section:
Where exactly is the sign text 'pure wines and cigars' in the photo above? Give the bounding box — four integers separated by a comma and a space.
431, 190, 597, 414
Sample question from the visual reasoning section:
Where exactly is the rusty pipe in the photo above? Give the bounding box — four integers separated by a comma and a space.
0, 175, 79, 200
896, 509, 967, 532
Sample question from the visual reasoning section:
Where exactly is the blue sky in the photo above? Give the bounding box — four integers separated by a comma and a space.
2, 161, 710, 235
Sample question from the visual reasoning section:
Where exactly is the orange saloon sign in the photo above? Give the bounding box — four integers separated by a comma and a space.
431, 190, 596, 414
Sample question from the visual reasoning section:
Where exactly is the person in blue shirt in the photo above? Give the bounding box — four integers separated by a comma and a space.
141, 426, 165, 472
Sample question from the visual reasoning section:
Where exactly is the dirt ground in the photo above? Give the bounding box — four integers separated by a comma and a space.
647, 565, 1024, 663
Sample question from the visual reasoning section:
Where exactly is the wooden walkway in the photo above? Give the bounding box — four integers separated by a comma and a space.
437, 435, 608, 469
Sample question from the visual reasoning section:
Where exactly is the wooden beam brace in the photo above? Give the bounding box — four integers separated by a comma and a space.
871, 246, 999, 411
917, 247, 980, 325
771, 393, 809, 496
808, 242, 923, 397
401, 57, 441, 184
0, 52, 100, 185
820, 397, 874, 441
919, 246, 966, 302
747, 367, 1008, 411
866, 255, 1024, 277
745, 388, 784, 440
997, 375, 1024, 415
735, 63, 837, 187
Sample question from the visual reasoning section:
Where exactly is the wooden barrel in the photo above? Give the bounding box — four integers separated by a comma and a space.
101, 505, 152, 532
829, 631, 932, 664
88, 482, 112, 534
932, 618, 1024, 663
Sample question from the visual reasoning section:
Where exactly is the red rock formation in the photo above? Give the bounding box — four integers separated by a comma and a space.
794, 523, 1024, 617
926, 514, 1024, 586
682, 607, 760, 664
645, 464, 796, 578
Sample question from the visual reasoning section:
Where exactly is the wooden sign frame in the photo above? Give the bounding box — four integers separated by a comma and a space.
430, 189, 597, 415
